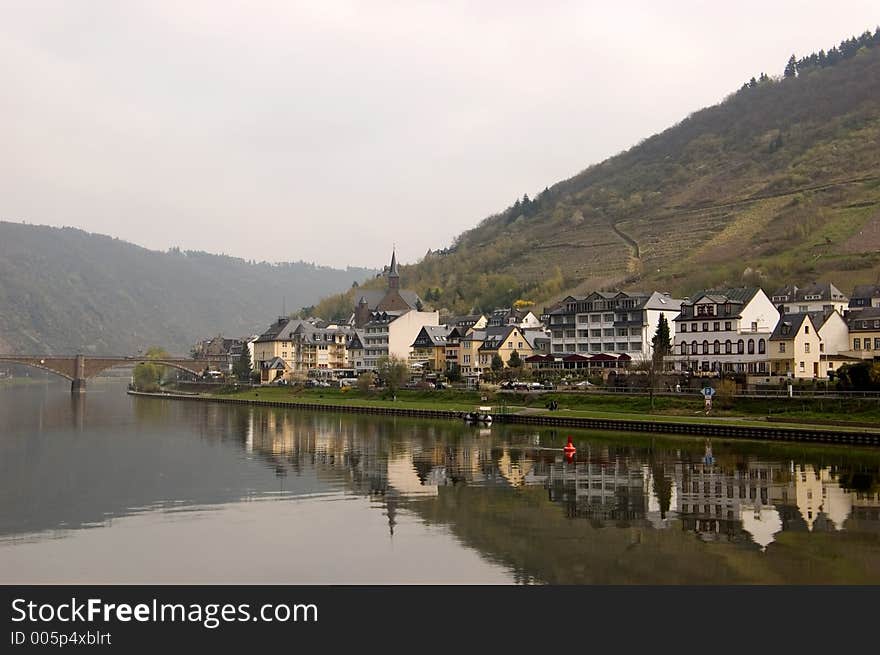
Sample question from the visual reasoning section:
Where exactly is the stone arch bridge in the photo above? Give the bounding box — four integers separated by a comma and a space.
0, 354, 218, 393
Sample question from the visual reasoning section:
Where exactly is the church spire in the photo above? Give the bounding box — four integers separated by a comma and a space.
387, 247, 399, 290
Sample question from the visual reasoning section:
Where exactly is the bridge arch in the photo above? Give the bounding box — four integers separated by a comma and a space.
0, 356, 76, 381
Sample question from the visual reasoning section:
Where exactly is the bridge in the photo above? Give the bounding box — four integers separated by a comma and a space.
0, 354, 219, 393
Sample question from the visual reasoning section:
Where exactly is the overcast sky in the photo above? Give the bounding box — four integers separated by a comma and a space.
1, 2, 877, 269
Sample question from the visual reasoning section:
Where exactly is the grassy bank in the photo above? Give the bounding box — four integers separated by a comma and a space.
200, 386, 880, 434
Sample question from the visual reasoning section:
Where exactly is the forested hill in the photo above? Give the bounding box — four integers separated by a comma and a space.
0, 222, 374, 355
345, 29, 880, 317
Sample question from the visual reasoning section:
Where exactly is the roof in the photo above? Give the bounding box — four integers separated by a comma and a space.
769, 313, 813, 341
674, 287, 763, 321
684, 287, 760, 305
770, 282, 848, 303
850, 284, 880, 299
411, 325, 452, 348
255, 318, 312, 343
347, 331, 366, 350
846, 307, 880, 330
354, 289, 422, 312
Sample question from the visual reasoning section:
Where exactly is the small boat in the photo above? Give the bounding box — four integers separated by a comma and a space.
463, 406, 493, 424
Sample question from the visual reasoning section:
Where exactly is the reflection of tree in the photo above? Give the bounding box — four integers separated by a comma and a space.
651, 463, 672, 519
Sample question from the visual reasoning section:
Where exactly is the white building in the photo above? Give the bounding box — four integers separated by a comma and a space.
362, 309, 440, 370
546, 291, 682, 359
672, 287, 779, 375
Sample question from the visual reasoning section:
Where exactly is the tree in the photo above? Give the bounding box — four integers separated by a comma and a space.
651, 313, 672, 371
132, 347, 171, 391
784, 54, 797, 78
377, 355, 409, 398
233, 345, 252, 381
634, 354, 659, 412
357, 371, 375, 393
508, 350, 522, 369
491, 354, 504, 372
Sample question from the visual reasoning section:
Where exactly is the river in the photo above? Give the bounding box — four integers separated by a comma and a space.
1, 379, 879, 584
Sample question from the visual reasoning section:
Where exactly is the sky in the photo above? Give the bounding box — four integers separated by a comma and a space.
1, 2, 878, 269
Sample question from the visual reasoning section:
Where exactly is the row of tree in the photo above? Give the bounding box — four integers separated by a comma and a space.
742, 27, 880, 90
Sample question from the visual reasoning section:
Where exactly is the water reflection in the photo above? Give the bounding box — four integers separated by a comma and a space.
1, 380, 879, 584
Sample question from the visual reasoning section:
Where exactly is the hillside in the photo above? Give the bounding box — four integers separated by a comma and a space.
0, 222, 374, 354
353, 30, 880, 316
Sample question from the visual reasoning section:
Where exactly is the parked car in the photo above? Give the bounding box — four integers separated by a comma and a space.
575, 380, 595, 388
542, 381, 555, 390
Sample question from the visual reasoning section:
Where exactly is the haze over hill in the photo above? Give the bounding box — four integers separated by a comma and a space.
0, 222, 374, 355
309, 29, 880, 320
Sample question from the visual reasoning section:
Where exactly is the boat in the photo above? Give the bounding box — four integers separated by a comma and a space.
462, 406, 493, 424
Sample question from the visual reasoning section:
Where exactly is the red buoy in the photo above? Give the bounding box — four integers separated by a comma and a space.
563, 437, 576, 462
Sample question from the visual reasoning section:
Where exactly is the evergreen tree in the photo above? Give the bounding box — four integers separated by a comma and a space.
651, 313, 672, 370
508, 350, 522, 369
748, 77, 758, 88
233, 345, 252, 381
784, 54, 797, 78
491, 354, 504, 372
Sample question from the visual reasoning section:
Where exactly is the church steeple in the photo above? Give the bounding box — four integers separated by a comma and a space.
387, 248, 400, 290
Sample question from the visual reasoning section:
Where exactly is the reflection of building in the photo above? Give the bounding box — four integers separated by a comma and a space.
546, 458, 650, 525
241, 409, 880, 549
674, 459, 787, 547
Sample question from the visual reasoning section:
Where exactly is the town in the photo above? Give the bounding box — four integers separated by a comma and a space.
191, 250, 880, 392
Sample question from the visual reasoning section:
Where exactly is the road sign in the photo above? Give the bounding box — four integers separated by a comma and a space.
701, 386, 716, 399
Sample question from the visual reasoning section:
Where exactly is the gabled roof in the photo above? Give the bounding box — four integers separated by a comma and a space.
478, 325, 520, 351
847, 307, 880, 329
411, 325, 452, 348
347, 331, 366, 350
355, 289, 423, 312
769, 313, 814, 341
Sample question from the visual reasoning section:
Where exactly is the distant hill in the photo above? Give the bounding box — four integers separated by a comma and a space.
364, 29, 880, 316
0, 222, 374, 354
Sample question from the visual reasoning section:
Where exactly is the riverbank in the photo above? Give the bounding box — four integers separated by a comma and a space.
130, 387, 880, 446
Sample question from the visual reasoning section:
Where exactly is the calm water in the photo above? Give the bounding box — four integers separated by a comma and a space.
1, 380, 879, 584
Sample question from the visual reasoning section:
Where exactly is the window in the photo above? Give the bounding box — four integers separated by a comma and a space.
590, 315, 601, 323
604, 328, 614, 337
748, 339, 755, 354
713, 322, 720, 331
751, 322, 758, 332
758, 339, 766, 354
737, 340, 744, 354
702, 323, 709, 332
590, 329, 601, 337
617, 328, 628, 336
691, 323, 698, 332
875, 338, 880, 349
603, 314, 614, 322
508, 341, 513, 348
779, 342, 786, 353
854, 338, 861, 350
680, 343, 688, 355
691, 340, 697, 354
681, 324, 687, 333
804, 343, 810, 353
518, 342, 523, 349
702, 340, 709, 355
713, 340, 720, 354
630, 342, 642, 351
724, 340, 732, 354
799, 361, 805, 371
724, 321, 731, 331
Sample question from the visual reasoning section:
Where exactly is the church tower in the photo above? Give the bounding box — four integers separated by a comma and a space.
387, 249, 400, 291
